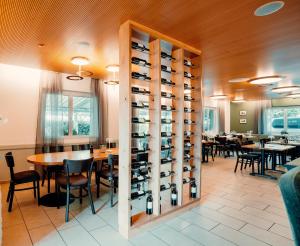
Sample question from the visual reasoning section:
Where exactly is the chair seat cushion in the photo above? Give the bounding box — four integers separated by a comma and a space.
14, 170, 40, 183
57, 174, 88, 186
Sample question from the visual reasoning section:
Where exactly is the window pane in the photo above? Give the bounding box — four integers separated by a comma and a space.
45, 94, 69, 137
72, 96, 91, 136
203, 108, 214, 132
287, 107, 300, 129
270, 108, 284, 130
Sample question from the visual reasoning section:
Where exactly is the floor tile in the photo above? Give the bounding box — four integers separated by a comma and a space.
2, 223, 33, 246
240, 224, 294, 246
182, 224, 235, 246
29, 224, 66, 246
211, 224, 269, 246
165, 217, 191, 231
130, 231, 168, 246
269, 223, 293, 240
75, 210, 107, 231
179, 210, 219, 230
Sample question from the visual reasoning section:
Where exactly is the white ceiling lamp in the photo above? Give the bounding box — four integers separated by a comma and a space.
254, 1, 285, 17
104, 65, 119, 85
228, 78, 250, 83
271, 85, 300, 93
232, 99, 246, 103
286, 93, 300, 98
248, 75, 284, 85
210, 94, 228, 100
71, 56, 90, 66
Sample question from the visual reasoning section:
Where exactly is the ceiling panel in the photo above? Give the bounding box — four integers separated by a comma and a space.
0, 0, 300, 100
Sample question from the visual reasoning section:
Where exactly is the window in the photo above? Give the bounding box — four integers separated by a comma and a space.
265, 107, 300, 134
45, 92, 95, 138
203, 107, 218, 134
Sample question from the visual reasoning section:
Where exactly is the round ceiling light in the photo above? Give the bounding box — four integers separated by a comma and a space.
232, 99, 246, 103
210, 95, 228, 100
76, 70, 93, 77
228, 78, 250, 83
71, 56, 90, 66
254, 1, 285, 16
271, 85, 300, 93
106, 64, 119, 72
248, 75, 284, 85
66, 75, 83, 81
286, 93, 300, 98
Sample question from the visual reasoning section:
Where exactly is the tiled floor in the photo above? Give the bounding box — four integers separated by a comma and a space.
1, 157, 294, 246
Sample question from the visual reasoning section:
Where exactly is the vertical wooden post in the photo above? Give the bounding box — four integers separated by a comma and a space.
118, 21, 131, 238
149, 39, 161, 215
172, 48, 184, 206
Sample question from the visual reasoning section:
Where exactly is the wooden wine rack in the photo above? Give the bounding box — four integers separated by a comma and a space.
118, 20, 202, 238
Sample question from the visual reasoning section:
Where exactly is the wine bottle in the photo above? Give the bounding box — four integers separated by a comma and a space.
184, 131, 194, 137
161, 132, 175, 137
133, 167, 150, 176
132, 117, 150, 123
184, 119, 196, 124
131, 57, 151, 67
131, 132, 150, 138
131, 147, 150, 154
132, 87, 150, 95
184, 59, 193, 67
161, 157, 176, 164
132, 102, 149, 109
132, 161, 149, 170
161, 78, 175, 86
184, 142, 193, 148
131, 41, 150, 52
161, 119, 175, 124
171, 186, 178, 206
89, 145, 93, 154
183, 165, 192, 172
184, 107, 195, 113
161, 51, 175, 61
160, 183, 171, 191
184, 71, 195, 79
146, 191, 153, 215
131, 174, 150, 184
184, 95, 195, 101
131, 190, 146, 200
191, 181, 197, 198
184, 83, 195, 90
183, 177, 195, 184
161, 105, 175, 111
131, 72, 151, 81
161, 91, 175, 99
161, 144, 174, 150
184, 154, 194, 160
161, 65, 176, 74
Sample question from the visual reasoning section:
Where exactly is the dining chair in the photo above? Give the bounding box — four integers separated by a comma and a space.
96, 154, 118, 206
41, 145, 64, 193
56, 157, 95, 222
234, 144, 261, 173
5, 152, 40, 212
279, 166, 300, 246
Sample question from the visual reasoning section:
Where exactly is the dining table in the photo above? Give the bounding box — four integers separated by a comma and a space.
27, 148, 118, 207
242, 143, 295, 179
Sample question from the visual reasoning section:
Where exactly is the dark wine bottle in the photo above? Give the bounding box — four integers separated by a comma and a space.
183, 165, 192, 172
184, 107, 195, 113
90, 145, 93, 154
161, 51, 175, 61
131, 132, 150, 138
184, 131, 194, 137
184, 154, 194, 160
146, 191, 153, 215
161, 78, 176, 86
161, 65, 176, 74
131, 41, 150, 52
184, 71, 195, 79
132, 87, 150, 95
131, 174, 150, 184
161, 91, 175, 99
191, 181, 197, 198
132, 117, 150, 123
184, 59, 193, 67
161, 105, 175, 111
161, 119, 175, 124
161, 132, 175, 137
132, 102, 148, 109
161, 157, 176, 164
184, 95, 195, 101
161, 145, 174, 150
184, 83, 195, 90
132, 161, 148, 170
171, 186, 178, 206
131, 72, 151, 81
131, 57, 151, 67
160, 183, 171, 191
184, 119, 196, 124
131, 147, 150, 154
131, 190, 146, 200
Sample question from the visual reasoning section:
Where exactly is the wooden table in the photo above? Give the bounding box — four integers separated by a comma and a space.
242, 144, 295, 179
27, 148, 118, 206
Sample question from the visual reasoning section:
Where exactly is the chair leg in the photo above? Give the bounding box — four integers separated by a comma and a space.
56, 184, 60, 209
6, 184, 12, 202
8, 184, 15, 212
79, 187, 83, 204
240, 159, 244, 170
251, 160, 255, 173
96, 173, 100, 198
42, 171, 46, 187
65, 186, 70, 222
47, 170, 51, 193
88, 184, 96, 214
37, 180, 40, 205
234, 158, 239, 172
33, 181, 36, 198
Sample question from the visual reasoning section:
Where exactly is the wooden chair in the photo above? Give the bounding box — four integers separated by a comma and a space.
41, 145, 64, 193
5, 152, 40, 212
56, 157, 95, 222
234, 144, 261, 173
96, 154, 118, 206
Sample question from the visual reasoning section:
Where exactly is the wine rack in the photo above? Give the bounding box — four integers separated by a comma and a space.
119, 20, 202, 238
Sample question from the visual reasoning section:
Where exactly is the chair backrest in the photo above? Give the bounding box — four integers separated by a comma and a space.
63, 158, 94, 184
279, 166, 300, 245
107, 142, 117, 148
72, 145, 80, 151
108, 154, 119, 179
80, 144, 90, 150
5, 152, 15, 181
50, 145, 64, 153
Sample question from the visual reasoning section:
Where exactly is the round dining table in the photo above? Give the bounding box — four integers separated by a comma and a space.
27, 148, 118, 207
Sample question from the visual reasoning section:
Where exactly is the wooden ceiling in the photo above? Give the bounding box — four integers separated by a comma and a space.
1, 0, 300, 100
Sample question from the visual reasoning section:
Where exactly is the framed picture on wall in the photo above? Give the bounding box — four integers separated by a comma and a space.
240, 111, 247, 116
240, 119, 247, 124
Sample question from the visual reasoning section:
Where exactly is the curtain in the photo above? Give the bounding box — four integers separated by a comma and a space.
89, 78, 108, 147
35, 71, 64, 153
256, 100, 272, 134
218, 102, 225, 134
